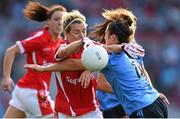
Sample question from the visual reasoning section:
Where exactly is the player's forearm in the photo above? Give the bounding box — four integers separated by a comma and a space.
97, 83, 113, 93
44, 59, 85, 72
97, 73, 113, 93
57, 40, 83, 58
141, 65, 153, 87
3, 46, 18, 78
144, 70, 153, 87
103, 44, 123, 53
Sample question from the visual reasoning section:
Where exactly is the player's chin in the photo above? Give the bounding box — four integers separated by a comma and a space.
55, 28, 61, 35
54, 31, 59, 36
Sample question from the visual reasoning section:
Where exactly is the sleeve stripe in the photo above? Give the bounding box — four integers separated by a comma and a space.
24, 31, 43, 41
54, 44, 67, 61
16, 41, 25, 54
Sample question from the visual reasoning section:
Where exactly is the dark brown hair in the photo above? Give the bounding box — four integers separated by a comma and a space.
90, 8, 137, 43
107, 15, 134, 44
90, 20, 111, 41
23, 1, 66, 22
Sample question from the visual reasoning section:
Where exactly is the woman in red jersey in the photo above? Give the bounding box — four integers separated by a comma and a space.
53, 10, 103, 118
1, 1, 66, 118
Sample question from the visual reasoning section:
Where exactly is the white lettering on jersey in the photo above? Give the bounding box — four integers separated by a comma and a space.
66, 76, 81, 85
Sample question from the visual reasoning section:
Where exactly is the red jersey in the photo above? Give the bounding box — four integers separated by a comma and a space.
16, 28, 64, 91
54, 41, 99, 116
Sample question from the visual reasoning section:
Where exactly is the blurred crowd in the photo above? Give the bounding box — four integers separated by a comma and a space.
0, 0, 179, 117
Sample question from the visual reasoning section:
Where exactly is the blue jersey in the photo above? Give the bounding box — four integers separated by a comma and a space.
101, 52, 159, 115
96, 90, 121, 111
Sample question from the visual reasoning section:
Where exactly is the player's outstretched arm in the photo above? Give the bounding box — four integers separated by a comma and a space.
56, 40, 83, 59
103, 44, 124, 53
103, 43, 145, 58
24, 58, 85, 72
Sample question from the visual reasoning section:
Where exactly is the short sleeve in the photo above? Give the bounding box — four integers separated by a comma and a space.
54, 43, 67, 61
16, 31, 44, 54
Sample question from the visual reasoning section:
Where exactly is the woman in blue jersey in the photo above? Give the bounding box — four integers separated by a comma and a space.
90, 7, 168, 118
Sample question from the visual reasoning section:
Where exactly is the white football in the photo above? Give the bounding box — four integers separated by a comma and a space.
81, 45, 109, 71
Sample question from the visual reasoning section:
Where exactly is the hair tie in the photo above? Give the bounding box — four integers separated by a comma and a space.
65, 18, 85, 30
